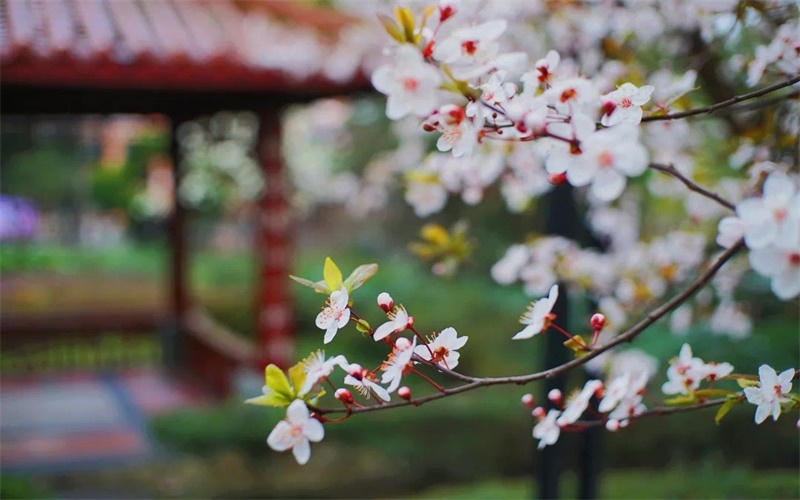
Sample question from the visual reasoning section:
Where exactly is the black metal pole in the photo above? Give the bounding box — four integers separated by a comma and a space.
537, 182, 577, 500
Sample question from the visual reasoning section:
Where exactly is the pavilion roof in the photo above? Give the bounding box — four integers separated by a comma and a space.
0, 0, 372, 95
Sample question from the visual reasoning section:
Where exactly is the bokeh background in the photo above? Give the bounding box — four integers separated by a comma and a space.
1, 1, 798, 499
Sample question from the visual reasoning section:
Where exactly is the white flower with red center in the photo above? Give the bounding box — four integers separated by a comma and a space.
699, 361, 735, 382
372, 44, 442, 120
748, 243, 800, 300
425, 105, 479, 158
381, 337, 417, 393
600, 83, 655, 126
267, 399, 324, 465
298, 351, 347, 397
557, 380, 603, 426
522, 50, 560, 90
373, 305, 414, 341
315, 287, 351, 344
562, 125, 648, 202
735, 171, 800, 250
405, 176, 448, 217
532, 409, 561, 449
432, 20, 520, 79
744, 365, 795, 424
512, 284, 559, 340
466, 71, 517, 121
661, 343, 706, 395
415, 326, 468, 370
544, 77, 600, 116
343, 364, 391, 402
599, 372, 648, 414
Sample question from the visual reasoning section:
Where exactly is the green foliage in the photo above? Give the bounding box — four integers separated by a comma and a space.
1, 147, 79, 209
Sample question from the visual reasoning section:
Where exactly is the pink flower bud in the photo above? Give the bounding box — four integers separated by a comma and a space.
590, 313, 606, 331
395, 337, 412, 350
335, 388, 354, 404
398, 386, 412, 400
532, 406, 546, 419
347, 363, 364, 380
548, 173, 568, 185
619, 419, 630, 428
605, 419, 620, 431
422, 40, 435, 59
377, 292, 394, 312
547, 389, 562, 404
521, 394, 535, 408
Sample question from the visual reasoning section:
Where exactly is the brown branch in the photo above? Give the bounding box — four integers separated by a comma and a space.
642, 75, 800, 122
573, 398, 732, 428
648, 163, 736, 211
314, 240, 745, 415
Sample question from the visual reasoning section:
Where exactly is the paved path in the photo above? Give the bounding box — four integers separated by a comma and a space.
1, 369, 208, 474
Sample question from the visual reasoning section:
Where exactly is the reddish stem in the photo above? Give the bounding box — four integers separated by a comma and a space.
412, 367, 446, 393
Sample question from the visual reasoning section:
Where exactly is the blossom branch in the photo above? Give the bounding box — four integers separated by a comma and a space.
648, 162, 736, 211
642, 75, 800, 122
572, 398, 733, 428
315, 240, 745, 415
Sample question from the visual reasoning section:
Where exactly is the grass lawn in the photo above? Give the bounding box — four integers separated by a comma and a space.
412, 468, 800, 499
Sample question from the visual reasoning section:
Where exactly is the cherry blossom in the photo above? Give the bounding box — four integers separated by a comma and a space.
432, 20, 525, 79
343, 367, 391, 402
315, 287, 351, 344
533, 409, 561, 449
543, 77, 600, 116
373, 304, 414, 341
298, 351, 347, 397
600, 83, 655, 126
512, 284, 559, 340
372, 44, 442, 120
267, 400, 325, 465
749, 243, 800, 300
561, 125, 649, 202
415, 327, 468, 369
744, 365, 795, 424
661, 344, 706, 395
735, 171, 800, 250
381, 337, 417, 393
557, 380, 602, 426
425, 105, 479, 158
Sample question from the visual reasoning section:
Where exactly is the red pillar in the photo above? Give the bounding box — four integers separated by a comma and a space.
256, 107, 294, 370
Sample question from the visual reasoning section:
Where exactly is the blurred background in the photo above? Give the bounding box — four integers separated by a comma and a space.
1, 0, 798, 499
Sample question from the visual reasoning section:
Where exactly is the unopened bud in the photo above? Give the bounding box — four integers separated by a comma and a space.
532, 406, 546, 419
347, 363, 364, 380
547, 389, 562, 404
398, 386, 412, 400
335, 388, 354, 404
548, 173, 568, 185
521, 394, 535, 408
422, 40, 435, 59
619, 419, 630, 428
605, 419, 620, 431
590, 313, 606, 331
377, 292, 394, 312
395, 337, 412, 350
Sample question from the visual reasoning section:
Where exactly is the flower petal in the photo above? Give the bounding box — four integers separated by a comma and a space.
304, 418, 325, 443
267, 421, 294, 451
292, 438, 311, 465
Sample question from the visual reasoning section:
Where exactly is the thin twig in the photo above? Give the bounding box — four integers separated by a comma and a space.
573, 398, 732, 428
642, 75, 800, 122
314, 240, 745, 415
648, 163, 736, 211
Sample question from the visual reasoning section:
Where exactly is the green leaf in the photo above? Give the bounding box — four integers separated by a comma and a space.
395, 6, 416, 42
355, 318, 372, 336
664, 395, 697, 405
344, 263, 378, 292
323, 257, 344, 291
265, 364, 293, 399
288, 361, 307, 397
694, 389, 738, 398
737, 378, 760, 388
378, 14, 404, 43
714, 398, 738, 425
563, 335, 589, 355
244, 392, 291, 407
289, 275, 331, 294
